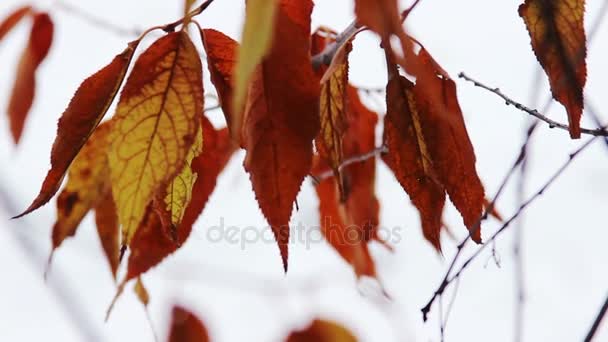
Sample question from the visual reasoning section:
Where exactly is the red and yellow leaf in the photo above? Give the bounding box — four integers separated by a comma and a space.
200, 28, 238, 131
314, 86, 380, 277
242, 0, 319, 271
232, 0, 279, 140
125, 117, 235, 281
382, 66, 445, 249
7, 12, 53, 143
16, 43, 138, 218
286, 319, 357, 342
108, 31, 203, 245
168, 306, 210, 342
519, 0, 587, 138
0, 6, 31, 41
50, 122, 112, 257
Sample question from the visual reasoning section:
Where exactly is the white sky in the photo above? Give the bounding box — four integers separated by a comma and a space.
0, 0, 607, 341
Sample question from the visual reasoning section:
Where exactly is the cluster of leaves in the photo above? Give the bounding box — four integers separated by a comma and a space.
0, 0, 588, 338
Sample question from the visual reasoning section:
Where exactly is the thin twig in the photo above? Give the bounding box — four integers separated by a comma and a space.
430, 137, 598, 322
54, 0, 142, 37
311, 146, 388, 184
421, 123, 538, 321
585, 290, 608, 342
311, 20, 362, 70
458, 73, 608, 137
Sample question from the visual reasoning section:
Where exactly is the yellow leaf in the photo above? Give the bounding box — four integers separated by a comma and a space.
164, 125, 203, 226
232, 0, 278, 141
52, 122, 112, 252
109, 32, 204, 244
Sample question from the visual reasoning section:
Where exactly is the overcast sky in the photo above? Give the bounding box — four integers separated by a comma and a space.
0, 0, 607, 341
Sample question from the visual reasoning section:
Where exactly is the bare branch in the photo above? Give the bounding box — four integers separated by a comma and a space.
421, 123, 538, 321
585, 290, 608, 342
422, 135, 598, 321
55, 0, 142, 37
458, 72, 608, 137
311, 146, 388, 184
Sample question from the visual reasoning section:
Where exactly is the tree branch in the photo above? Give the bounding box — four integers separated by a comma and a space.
585, 290, 608, 342
310, 146, 388, 184
311, 20, 362, 70
421, 123, 538, 321
458, 72, 608, 137
421, 133, 598, 321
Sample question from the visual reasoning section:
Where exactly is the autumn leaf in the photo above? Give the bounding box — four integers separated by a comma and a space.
0, 6, 31, 42
232, 0, 279, 141
311, 30, 352, 201
15, 42, 138, 219
125, 117, 235, 281
50, 122, 112, 260
242, 0, 319, 271
313, 86, 380, 277
382, 64, 446, 249
108, 31, 203, 245
168, 306, 210, 342
94, 191, 120, 278
519, 0, 587, 139
7, 12, 53, 144
285, 319, 357, 342
200, 28, 238, 131
413, 48, 485, 243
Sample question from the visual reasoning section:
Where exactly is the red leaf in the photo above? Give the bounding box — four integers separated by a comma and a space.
200, 28, 238, 133
168, 306, 210, 342
0, 6, 31, 41
413, 49, 485, 243
8, 12, 53, 144
94, 191, 120, 278
519, 0, 587, 139
242, 0, 319, 271
382, 71, 445, 249
15, 42, 138, 218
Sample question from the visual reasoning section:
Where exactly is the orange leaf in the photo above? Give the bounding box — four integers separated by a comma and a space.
382, 70, 445, 250
286, 319, 357, 342
15, 42, 138, 218
200, 28, 238, 132
413, 49, 485, 243
168, 306, 210, 342
50, 122, 112, 259
0, 6, 31, 41
94, 191, 120, 278
108, 31, 203, 245
242, 0, 319, 271
125, 117, 235, 281
7, 12, 53, 144
313, 86, 380, 277
519, 0, 587, 139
